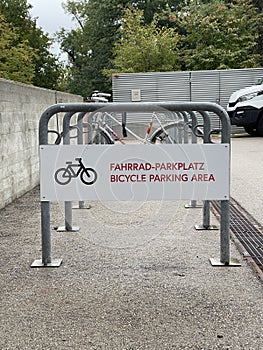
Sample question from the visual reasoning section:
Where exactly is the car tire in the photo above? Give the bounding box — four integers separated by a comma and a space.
256, 114, 263, 137
244, 126, 257, 136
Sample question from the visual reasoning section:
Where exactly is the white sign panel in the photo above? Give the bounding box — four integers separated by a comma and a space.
131, 89, 141, 102
40, 144, 229, 202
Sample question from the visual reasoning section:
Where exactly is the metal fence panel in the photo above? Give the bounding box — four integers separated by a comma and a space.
112, 73, 158, 124
112, 68, 263, 132
156, 71, 190, 101
191, 70, 220, 104
190, 71, 221, 129
112, 72, 190, 124
112, 73, 158, 102
113, 69, 263, 106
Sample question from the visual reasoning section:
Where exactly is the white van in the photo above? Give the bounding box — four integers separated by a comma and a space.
227, 79, 263, 136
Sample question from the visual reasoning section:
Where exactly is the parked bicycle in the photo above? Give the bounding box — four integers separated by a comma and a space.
47, 90, 205, 145
54, 158, 97, 185
89, 111, 186, 145
88, 91, 184, 144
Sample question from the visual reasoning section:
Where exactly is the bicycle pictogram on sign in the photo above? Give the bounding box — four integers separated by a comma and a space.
54, 158, 97, 185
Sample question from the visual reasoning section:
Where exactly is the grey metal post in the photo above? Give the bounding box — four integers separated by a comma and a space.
194, 111, 217, 230
220, 200, 230, 264
77, 112, 85, 145
175, 111, 188, 144
41, 201, 51, 264
122, 112, 127, 137
218, 111, 232, 265
57, 112, 80, 232
86, 112, 96, 143
202, 201, 211, 229
220, 127, 231, 264
190, 112, 198, 144
64, 202, 72, 230
202, 111, 217, 230
31, 106, 65, 267
31, 199, 62, 267
77, 112, 86, 209
65, 112, 73, 231
208, 106, 239, 265
185, 112, 202, 209
177, 112, 183, 144
181, 112, 189, 143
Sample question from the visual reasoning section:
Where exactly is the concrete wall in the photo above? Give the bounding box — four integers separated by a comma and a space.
0, 78, 82, 209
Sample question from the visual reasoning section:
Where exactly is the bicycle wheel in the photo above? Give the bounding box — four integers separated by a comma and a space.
54, 168, 71, 185
88, 128, 114, 144
80, 168, 98, 185
150, 122, 180, 144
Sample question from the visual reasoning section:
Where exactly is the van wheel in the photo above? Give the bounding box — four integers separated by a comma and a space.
256, 115, 263, 137
244, 126, 257, 136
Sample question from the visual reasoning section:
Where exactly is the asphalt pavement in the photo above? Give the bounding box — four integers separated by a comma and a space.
0, 134, 262, 350
230, 134, 263, 225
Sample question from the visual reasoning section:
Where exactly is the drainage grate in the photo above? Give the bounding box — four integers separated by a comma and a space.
212, 197, 263, 272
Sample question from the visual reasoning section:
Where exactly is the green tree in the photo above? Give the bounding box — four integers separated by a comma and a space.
250, 0, 263, 65
58, 0, 184, 97
59, 0, 131, 97
59, 0, 263, 97
133, 0, 183, 24
178, 0, 262, 70
0, 0, 61, 89
0, 14, 36, 83
110, 8, 180, 73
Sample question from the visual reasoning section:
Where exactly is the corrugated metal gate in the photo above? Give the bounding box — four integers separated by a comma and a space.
112, 68, 263, 131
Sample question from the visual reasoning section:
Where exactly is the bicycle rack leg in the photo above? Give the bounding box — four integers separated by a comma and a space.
75, 200, 91, 209
185, 112, 202, 209
56, 112, 80, 231
72, 112, 91, 210
57, 201, 80, 232
185, 200, 202, 209
195, 201, 218, 230
31, 201, 62, 267
210, 200, 241, 266
78, 114, 85, 209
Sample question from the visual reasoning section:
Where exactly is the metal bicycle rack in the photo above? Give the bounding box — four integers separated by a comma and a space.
31, 102, 240, 268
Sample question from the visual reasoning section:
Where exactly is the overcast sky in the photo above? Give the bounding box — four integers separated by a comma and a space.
28, 0, 76, 57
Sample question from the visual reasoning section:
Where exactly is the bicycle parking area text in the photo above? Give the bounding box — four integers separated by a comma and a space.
109, 161, 215, 183
40, 144, 230, 201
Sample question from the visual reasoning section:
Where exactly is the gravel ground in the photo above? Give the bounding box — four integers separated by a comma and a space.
231, 135, 263, 225
0, 186, 262, 350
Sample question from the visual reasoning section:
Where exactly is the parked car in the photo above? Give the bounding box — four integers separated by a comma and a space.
227, 80, 263, 136
228, 94, 263, 136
